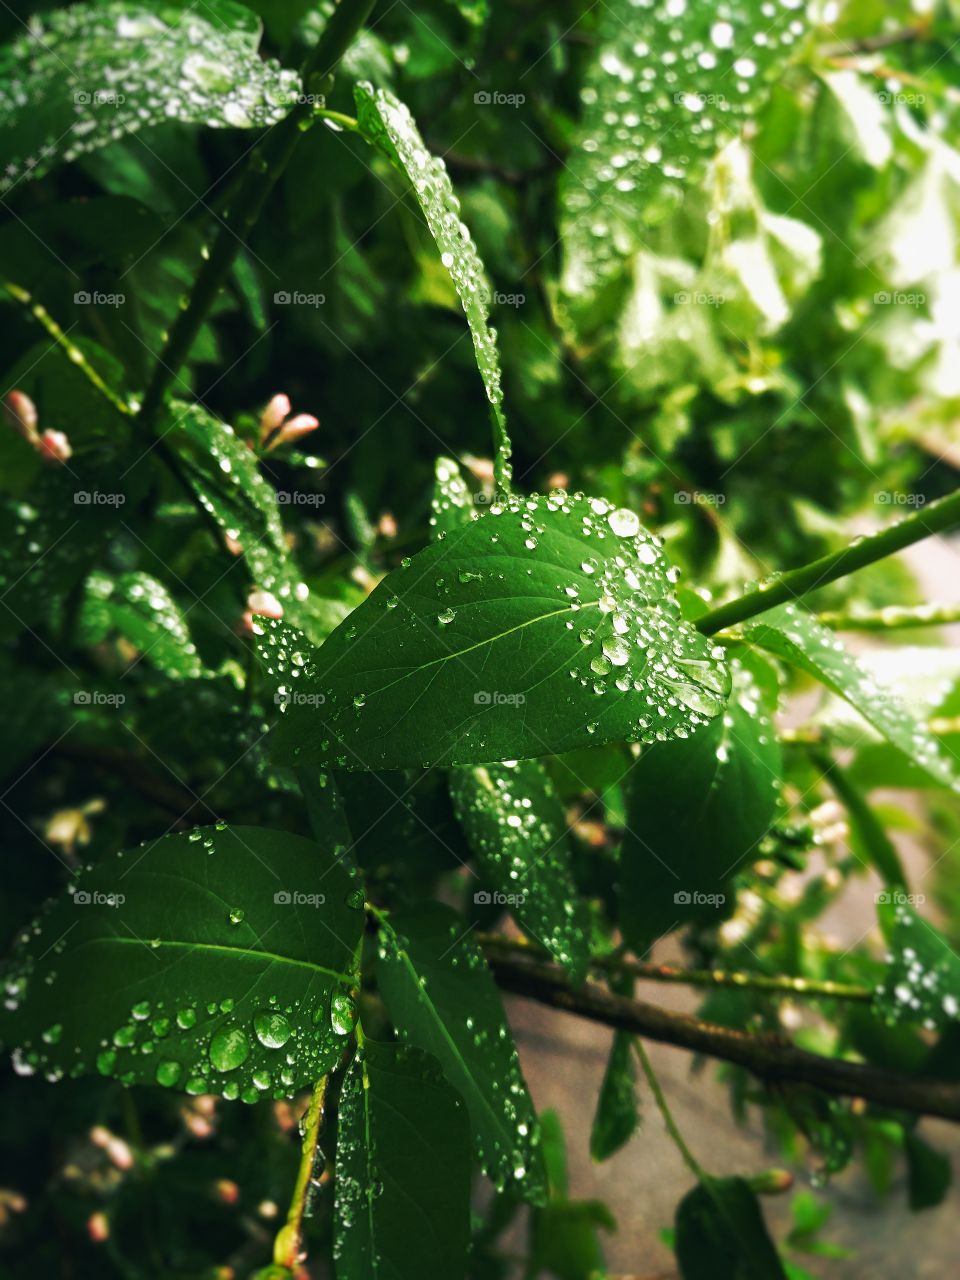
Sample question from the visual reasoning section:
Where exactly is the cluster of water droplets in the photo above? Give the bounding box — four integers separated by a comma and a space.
376, 919, 544, 1198
4, 824, 366, 1097
450, 761, 589, 978
354, 82, 510, 485
430, 455, 472, 538
0, 4, 301, 194
84, 570, 203, 679
562, 0, 808, 292
875, 903, 960, 1032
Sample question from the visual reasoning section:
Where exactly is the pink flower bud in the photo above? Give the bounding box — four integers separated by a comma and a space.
247, 590, 284, 619
259, 393, 291, 443
88, 1212, 110, 1243
3, 390, 39, 444
38, 429, 72, 464
271, 413, 319, 450
224, 532, 243, 557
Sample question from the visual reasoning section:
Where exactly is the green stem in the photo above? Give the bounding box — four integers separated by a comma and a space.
3, 281, 131, 416
477, 933, 871, 1002
316, 108, 362, 132
139, 0, 376, 428
273, 1076, 329, 1270
695, 488, 960, 635
819, 602, 960, 631
633, 1039, 707, 1181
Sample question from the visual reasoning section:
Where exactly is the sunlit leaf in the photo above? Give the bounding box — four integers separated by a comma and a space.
874, 899, 960, 1032
81, 570, 204, 679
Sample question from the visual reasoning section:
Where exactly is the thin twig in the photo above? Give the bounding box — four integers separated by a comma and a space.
273, 1076, 328, 1270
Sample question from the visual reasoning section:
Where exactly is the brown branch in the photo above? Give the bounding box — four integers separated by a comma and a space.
488, 951, 960, 1124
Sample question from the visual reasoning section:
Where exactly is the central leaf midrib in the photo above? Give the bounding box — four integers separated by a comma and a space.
72, 934, 353, 983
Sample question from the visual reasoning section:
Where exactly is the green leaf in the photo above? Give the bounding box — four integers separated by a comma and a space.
675, 1176, 787, 1280
81, 571, 204, 679
620, 656, 780, 953
450, 760, 591, 982
561, 0, 808, 306
432, 455, 474, 539
375, 903, 547, 1204
904, 1130, 952, 1211
269, 490, 730, 770
746, 604, 960, 791
354, 83, 511, 486
334, 1041, 472, 1280
874, 899, 960, 1032
529, 1199, 617, 1280
0, 1, 300, 195
590, 1031, 640, 1162
2, 825, 364, 1099
818, 757, 906, 888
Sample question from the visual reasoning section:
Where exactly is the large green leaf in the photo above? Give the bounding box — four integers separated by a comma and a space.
81, 570, 204, 679
561, 0, 808, 307
746, 604, 960, 791
590, 1030, 640, 1162
354, 84, 511, 486
0, 1, 299, 196
269, 490, 730, 770
620, 656, 780, 952
1, 825, 364, 1099
375, 903, 547, 1204
874, 900, 960, 1032
450, 760, 590, 982
674, 1176, 787, 1279
334, 1041, 472, 1280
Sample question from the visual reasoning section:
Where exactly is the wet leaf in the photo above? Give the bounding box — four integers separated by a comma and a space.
354, 83, 510, 486
1, 825, 363, 1100
375, 903, 547, 1204
620, 657, 780, 953
450, 759, 591, 982
874, 899, 960, 1032
746, 604, 960, 791
561, 0, 808, 307
431, 455, 473, 539
81, 571, 204, 679
334, 1041, 471, 1279
590, 1031, 640, 1162
674, 1176, 787, 1279
0, 1, 300, 195
269, 490, 730, 770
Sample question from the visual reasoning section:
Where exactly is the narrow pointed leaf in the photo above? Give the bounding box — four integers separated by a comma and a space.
620, 657, 780, 953
354, 83, 511, 485
1, 825, 364, 1099
0, 1, 300, 195
375, 903, 547, 1204
450, 760, 590, 981
334, 1041, 471, 1279
590, 1030, 640, 1162
746, 604, 960, 791
675, 1176, 787, 1280
269, 490, 730, 770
